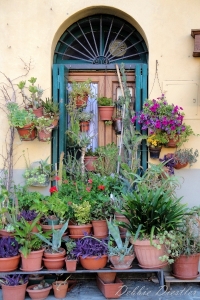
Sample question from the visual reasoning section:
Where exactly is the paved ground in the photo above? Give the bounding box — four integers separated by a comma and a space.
1, 275, 200, 300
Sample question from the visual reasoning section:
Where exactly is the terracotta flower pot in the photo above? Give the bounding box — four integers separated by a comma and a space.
79, 121, 90, 132
52, 281, 68, 299
41, 223, 63, 233
43, 248, 66, 259
65, 259, 77, 272
37, 127, 53, 142
96, 276, 123, 299
114, 212, 130, 237
2, 282, 28, 300
84, 156, 98, 172
109, 254, 135, 270
0, 254, 20, 272
97, 272, 116, 283
76, 94, 88, 108
68, 224, 93, 239
165, 136, 179, 148
92, 220, 108, 238
174, 162, 188, 169
98, 106, 114, 121
172, 254, 199, 279
16, 123, 36, 141
20, 248, 44, 271
0, 229, 15, 237
43, 257, 65, 270
26, 284, 52, 300
80, 255, 108, 270
33, 107, 44, 118
131, 239, 168, 269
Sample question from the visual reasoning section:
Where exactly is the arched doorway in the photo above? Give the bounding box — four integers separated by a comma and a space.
52, 14, 148, 170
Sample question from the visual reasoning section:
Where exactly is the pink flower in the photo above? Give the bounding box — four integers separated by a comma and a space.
86, 187, 91, 192
88, 179, 93, 184
54, 176, 60, 181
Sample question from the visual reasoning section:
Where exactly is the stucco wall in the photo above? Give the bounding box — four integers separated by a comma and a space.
0, 0, 200, 204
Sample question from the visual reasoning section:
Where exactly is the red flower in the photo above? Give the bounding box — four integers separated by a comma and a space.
98, 185, 105, 191
86, 187, 91, 192
49, 186, 58, 193
88, 179, 93, 184
54, 176, 61, 181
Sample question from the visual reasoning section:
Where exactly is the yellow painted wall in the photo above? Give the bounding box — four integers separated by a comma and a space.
0, 0, 200, 201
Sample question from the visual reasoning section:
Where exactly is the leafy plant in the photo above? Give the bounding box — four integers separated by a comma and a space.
77, 111, 93, 121
71, 201, 91, 225
69, 79, 93, 100
95, 143, 119, 176
0, 275, 28, 286
7, 102, 36, 128
44, 193, 69, 221
65, 237, 77, 259
72, 236, 108, 258
42, 98, 59, 116
97, 97, 113, 106
147, 132, 168, 147
106, 219, 133, 261
0, 237, 19, 258
17, 210, 38, 221
174, 148, 199, 167
34, 219, 69, 253
85, 147, 99, 157
35, 116, 53, 130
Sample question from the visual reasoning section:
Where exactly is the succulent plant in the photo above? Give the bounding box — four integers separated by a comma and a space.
174, 148, 199, 167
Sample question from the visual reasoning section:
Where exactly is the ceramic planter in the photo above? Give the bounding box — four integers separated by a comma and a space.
65, 259, 77, 272
52, 281, 68, 299
2, 282, 28, 300
149, 146, 162, 159
26, 284, 52, 300
43, 257, 65, 270
97, 272, 116, 283
75, 94, 88, 108
80, 255, 108, 270
0, 254, 20, 272
114, 212, 130, 238
165, 136, 179, 148
109, 254, 135, 270
37, 127, 53, 142
92, 220, 108, 238
20, 248, 44, 271
84, 156, 98, 172
98, 106, 115, 121
41, 223, 63, 233
16, 124, 36, 141
172, 254, 199, 279
79, 120, 90, 132
33, 107, 44, 118
96, 276, 123, 299
43, 248, 66, 259
68, 224, 93, 239
0, 229, 15, 237
174, 162, 188, 169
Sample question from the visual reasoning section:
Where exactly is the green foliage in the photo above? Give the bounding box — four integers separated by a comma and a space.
174, 148, 199, 167
34, 219, 69, 253
14, 185, 45, 210
34, 116, 53, 130
77, 111, 93, 121
95, 143, 119, 176
44, 193, 69, 221
7, 102, 36, 128
41, 98, 59, 116
97, 97, 113, 106
69, 79, 93, 99
65, 237, 76, 259
71, 200, 91, 225
107, 219, 133, 261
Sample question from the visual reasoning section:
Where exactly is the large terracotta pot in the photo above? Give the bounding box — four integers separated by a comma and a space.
109, 254, 135, 270
26, 284, 52, 300
96, 276, 123, 299
16, 124, 36, 141
172, 254, 199, 279
2, 282, 28, 300
20, 248, 44, 271
80, 255, 108, 270
65, 259, 77, 272
68, 224, 93, 239
43, 257, 65, 270
0, 254, 20, 272
52, 281, 68, 299
97, 272, 116, 283
131, 239, 167, 269
84, 156, 98, 171
98, 106, 115, 121
92, 220, 108, 238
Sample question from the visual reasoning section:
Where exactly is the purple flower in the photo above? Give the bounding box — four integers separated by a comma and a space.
131, 116, 137, 123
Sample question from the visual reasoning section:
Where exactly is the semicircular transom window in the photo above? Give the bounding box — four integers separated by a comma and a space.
54, 14, 148, 65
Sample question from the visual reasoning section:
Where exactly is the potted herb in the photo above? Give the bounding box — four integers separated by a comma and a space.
65, 237, 77, 272
0, 275, 29, 300
0, 237, 20, 271
6, 102, 37, 141
72, 235, 108, 270
97, 96, 114, 121
34, 219, 69, 270
138, 94, 196, 148
17, 77, 44, 117
174, 148, 199, 169
34, 116, 54, 142
69, 79, 93, 108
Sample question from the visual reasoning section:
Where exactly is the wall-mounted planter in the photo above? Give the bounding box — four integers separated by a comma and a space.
98, 106, 114, 121
16, 124, 37, 141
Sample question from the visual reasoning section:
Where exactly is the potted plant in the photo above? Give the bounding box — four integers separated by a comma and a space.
0, 236, 20, 271
34, 219, 69, 270
23, 156, 52, 187
65, 237, 77, 272
118, 165, 188, 269
34, 116, 54, 141
147, 132, 168, 159
12, 214, 45, 271
97, 96, 115, 121
68, 200, 93, 238
137, 94, 196, 148
72, 235, 108, 270
17, 77, 44, 117
26, 280, 52, 300
106, 219, 134, 270
0, 275, 29, 300
41, 97, 59, 127
84, 147, 99, 171
52, 276, 71, 299
95, 143, 119, 176
6, 102, 37, 141
77, 111, 93, 132
174, 148, 199, 169
68, 79, 93, 108
17, 210, 40, 232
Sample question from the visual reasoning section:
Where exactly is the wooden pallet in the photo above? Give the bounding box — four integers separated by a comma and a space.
165, 273, 200, 290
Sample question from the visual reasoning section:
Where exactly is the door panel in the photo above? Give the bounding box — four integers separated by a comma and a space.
67, 71, 135, 147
